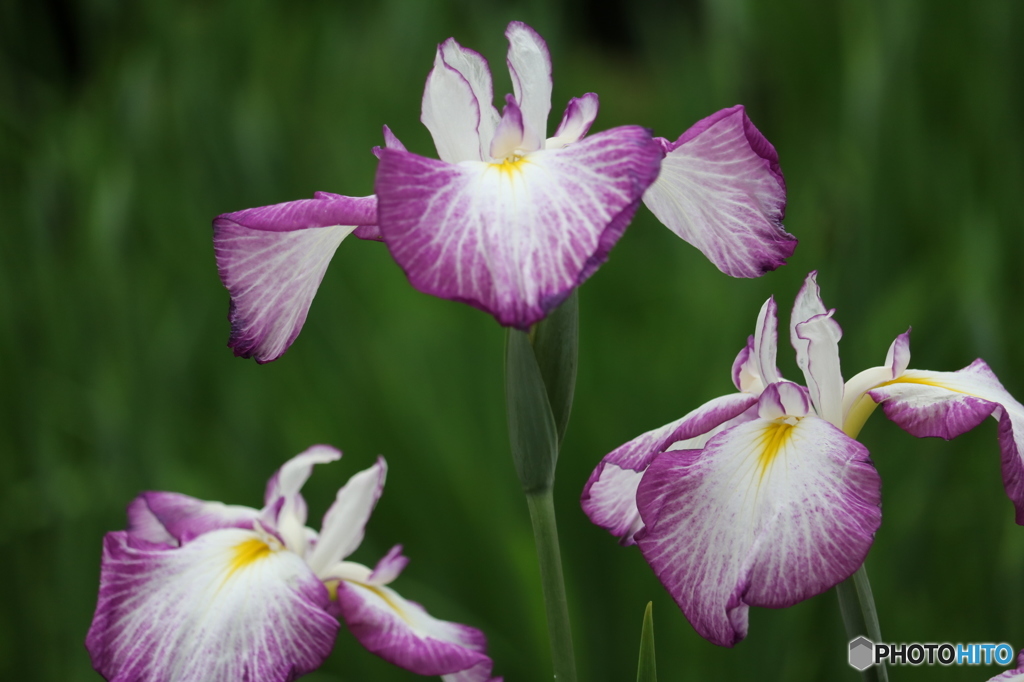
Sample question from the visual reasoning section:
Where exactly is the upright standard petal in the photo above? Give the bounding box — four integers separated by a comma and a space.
307, 457, 387, 575
375, 127, 663, 329
642, 105, 795, 277
438, 39, 500, 159
421, 47, 484, 164
213, 193, 378, 363
753, 297, 782, 385
581, 393, 756, 545
546, 93, 600, 149
868, 360, 1024, 523
505, 21, 552, 148
263, 445, 342, 554
636, 388, 881, 646
87, 528, 339, 682
791, 272, 844, 427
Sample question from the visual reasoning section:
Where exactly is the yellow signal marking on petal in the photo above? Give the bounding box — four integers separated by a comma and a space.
756, 421, 794, 479
878, 375, 981, 398
227, 538, 273, 579
331, 579, 413, 624
489, 156, 529, 178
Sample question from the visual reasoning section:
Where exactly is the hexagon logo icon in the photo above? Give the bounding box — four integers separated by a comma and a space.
849, 636, 875, 671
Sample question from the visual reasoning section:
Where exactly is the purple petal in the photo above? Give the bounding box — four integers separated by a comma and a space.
375, 126, 663, 329
307, 457, 387, 574
422, 43, 484, 163
869, 361, 1024, 523
642, 105, 795, 277
371, 124, 409, 161
581, 393, 757, 545
505, 21, 552, 147
756, 381, 810, 420
791, 272, 844, 426
213, 193, 378, 363
127, 492, 259, 546
989, 650, 1024, 681
636, 414, 880, 646
547, 93, 600, 149
333, 579, 493, 677
87, 528, 338, 682
369, 544, 410, 585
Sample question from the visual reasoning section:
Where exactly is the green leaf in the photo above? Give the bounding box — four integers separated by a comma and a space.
530, 290, 579, 445
505, 328, 559, 493
637, 602, 657, 682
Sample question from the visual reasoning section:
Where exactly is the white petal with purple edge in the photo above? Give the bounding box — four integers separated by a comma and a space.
439, 39, 500, 159
546, 93, 599, 149
263, 445, 342, 554
422, 48, 483, 163
87, 528, 339, 682
636, 410, 880, 646
642, 105, 795, 277
330, 573, 492, 677
505, 21, 552, 148
375, 126, 663, 329
869, 361, 1024, 523
127, 492, 259, 545
307, 457, 387, 574
582, 393, 756, 545
214, 194, 377, 363
754, 297, 782, 385
790, 272, 844, 426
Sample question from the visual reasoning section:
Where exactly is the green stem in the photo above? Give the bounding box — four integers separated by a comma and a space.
526, 489, 578, 682
836, 564, 888, 682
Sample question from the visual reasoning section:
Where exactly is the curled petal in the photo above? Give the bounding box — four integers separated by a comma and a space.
213, 193, 377, 363
375, 127, 663, 329
307, 457, 387, 575
754, 297, 782, 385
422, 47, 483, 163
546, 93, 599, 149
636, 414, 880, 646
869, 361, 1024, 523
87, 529, 338, 682
581, 393, 756, 545
371, 124, 409, 162
127, 492, 259, 546
369, 544, 410, 585
791, 272, 844, 427
263, 445, 342, 554
841, 330, 910, 424
489, 95, 527, 160
439, 39, 500, 159
642, 105, 795, 277
331, 575, 494, 678
505, 21, 552, 148
756, 381, 810, 420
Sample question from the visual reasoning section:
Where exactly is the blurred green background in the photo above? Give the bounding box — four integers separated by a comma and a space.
2, 0, 1023, 679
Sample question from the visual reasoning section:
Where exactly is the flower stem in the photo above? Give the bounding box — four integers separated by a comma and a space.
836, 564, 889, 682
526, 489, 578, 682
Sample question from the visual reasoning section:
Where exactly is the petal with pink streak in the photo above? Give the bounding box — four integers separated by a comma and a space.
505, 21, 552, 147
332, 576, 493, 677
642, 105, 795, 277
213, 193, 377, 363
375, 126, 663, 329
635, 412, 880, 646
86, 528, 338, 682
127, 492, 259, 546
869, 361, 1024, 523
581, 393, 756, 545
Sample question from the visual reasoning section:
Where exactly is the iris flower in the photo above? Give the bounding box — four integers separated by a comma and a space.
214, 21, 793, 363
582, 271, 1024, 646
86, 446, 500, 681
991, 650, 1024, 680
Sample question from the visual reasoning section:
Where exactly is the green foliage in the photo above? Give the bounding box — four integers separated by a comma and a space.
637, 602, 657, 682
2, 0, 1023, 680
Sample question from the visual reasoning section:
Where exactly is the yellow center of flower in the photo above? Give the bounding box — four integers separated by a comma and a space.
757, 421, 795, 478
228, 538, 273, 578
490, 155, 528, 178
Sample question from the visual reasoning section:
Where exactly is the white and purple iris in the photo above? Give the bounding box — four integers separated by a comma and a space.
86, 446, 500, 682
582, 271, 1024, 647
213, 21, 794, 363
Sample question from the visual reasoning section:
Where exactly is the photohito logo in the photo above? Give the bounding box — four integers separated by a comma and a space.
848, 637, 1014, 670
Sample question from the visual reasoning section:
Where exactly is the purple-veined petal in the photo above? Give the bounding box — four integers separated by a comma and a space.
489, 95, 528, 160
989, 650, 1024, 681
505, 21, 552, 148
635, 408, 880, 647
372, 124, 409, 161
307, 457, 387, 574
263, 445, 342, 554
754, 297, 782, 385
327, 566, 494, 677
87, 528, 338, 682
868, 360, 1024, 523
127, 492, 259, 546
442, 660, 503, 682
546, 93, 599, 149
369, 544, 410, 585
581, 393, 757, 545
422, 46, 483, 163
642, 105, 795, 278
375, 126, 663, 329
439, 39, 500, 159
213, 193, 378, 363
791, 272, 844, 427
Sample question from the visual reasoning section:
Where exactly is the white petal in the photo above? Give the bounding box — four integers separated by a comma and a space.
307, 457, 387, 575
422, 47, 483, 163
505, 21, 552, 148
